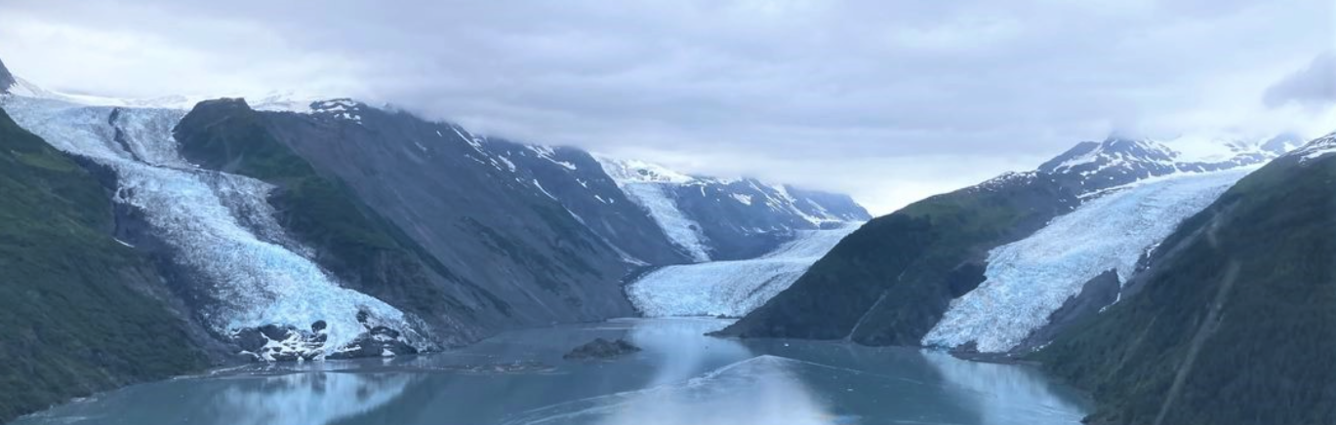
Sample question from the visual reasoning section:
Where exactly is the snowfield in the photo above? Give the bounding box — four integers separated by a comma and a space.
923, 167, 1256, 352
2, 95, 426, 359
627, 223, 859, 317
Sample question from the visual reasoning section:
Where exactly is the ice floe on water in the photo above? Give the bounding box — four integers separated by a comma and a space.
2, 96, 424, 359
923, 167, 1256, 352
627, 224, 859, 317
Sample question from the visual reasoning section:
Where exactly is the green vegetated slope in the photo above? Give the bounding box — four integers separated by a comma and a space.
721, 173, 1077, 344
0, 107, 206, 422
1036, 151, 1336, 425
173, 99, 497, 345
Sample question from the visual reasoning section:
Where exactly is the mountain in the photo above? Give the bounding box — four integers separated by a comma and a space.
719, 171, 1080, 343
922, 167, 1254, 352
720, 135, 1282, 346
0, 54, 867, 387
1038, 135, 1291, 191
1035, 132, 1336, 425
471, 141, 690, 266
598, 158, 869, 261
0, 105, 207, 421
0, 57, 14, 93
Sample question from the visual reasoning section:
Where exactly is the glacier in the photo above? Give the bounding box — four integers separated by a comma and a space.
922, 167, 1256, 352
626, 224, 859, 317
1, 95, 426, 359
597, 157, 713, 261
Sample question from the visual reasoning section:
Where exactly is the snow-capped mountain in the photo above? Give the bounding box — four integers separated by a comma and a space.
1039, 135, 1291, 194
1035, 130, 1336, 425
915, 135, 1301, 353
458, 141, 692, 266
922, 166, 1255, 352
723, 132, 1292, 349
1286, 130, 1336, 162
597, 157, 870, 261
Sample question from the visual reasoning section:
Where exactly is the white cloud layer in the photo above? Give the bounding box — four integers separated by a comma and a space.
1, 0, 1332, 213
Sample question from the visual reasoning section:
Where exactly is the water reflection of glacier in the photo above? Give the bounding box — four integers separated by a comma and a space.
921, 350, 1088, 425
504, 355, 833, 425
215, 372, 413, 425
620, 317, 754, 387
11, 319, 1088, 425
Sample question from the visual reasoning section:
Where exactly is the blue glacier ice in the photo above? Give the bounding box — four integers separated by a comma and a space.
923, 167, 1256, 352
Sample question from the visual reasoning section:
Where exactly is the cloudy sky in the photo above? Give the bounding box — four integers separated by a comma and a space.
2, 0, 1333, 213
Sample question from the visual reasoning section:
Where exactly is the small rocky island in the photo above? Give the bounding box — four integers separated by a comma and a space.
563, 338, 641, 360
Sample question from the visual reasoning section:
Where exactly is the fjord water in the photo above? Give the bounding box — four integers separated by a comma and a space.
14, 318, 1088, 425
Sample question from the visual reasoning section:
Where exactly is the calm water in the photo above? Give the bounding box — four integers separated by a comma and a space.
14, 318, 1089, 425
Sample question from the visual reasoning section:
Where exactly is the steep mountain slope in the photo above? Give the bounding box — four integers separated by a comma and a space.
0, 58, 14, 94
721, 171, 1079, 343
473, 141, 690, 266
923, 167, 1255, 352
721, 135, 1280, 346
178, 98, 637, 333
598, 157, 870, 261
0, 106, 206, 422
174, 99, 503, 352
627, 223, 862, 317
1036, 132, 1336, 425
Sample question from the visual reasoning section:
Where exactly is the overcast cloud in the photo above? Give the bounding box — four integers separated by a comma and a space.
1, 0, 1333, 213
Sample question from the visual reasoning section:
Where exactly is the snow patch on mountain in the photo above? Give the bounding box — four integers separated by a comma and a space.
1289, 131, 1336, 162
1, 95, 427, 360
1046, 138, 1177, 175
765, 184, 839, 226
922, 167, 1257, 352
627, 223, 859, 317
598, 156, 697, 184
309, 98, 364, 122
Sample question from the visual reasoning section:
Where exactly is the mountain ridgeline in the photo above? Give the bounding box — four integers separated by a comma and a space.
0, 55, 868, 422
0, 58, 14, 94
